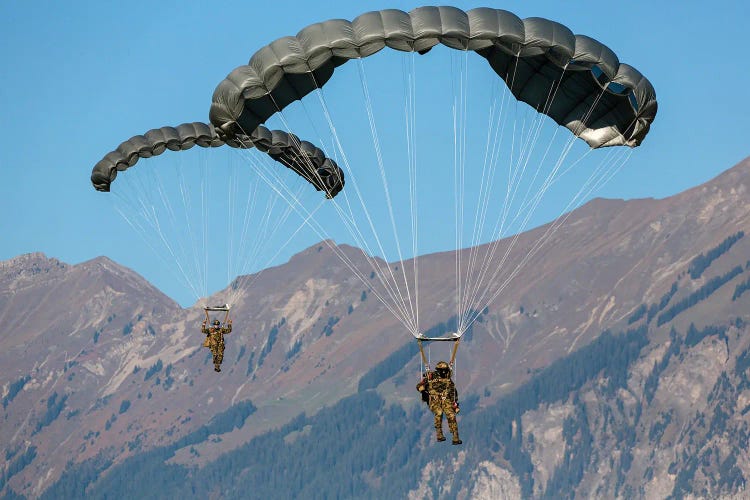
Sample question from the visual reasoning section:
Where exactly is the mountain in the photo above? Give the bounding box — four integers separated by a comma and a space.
2, 156, 750, 498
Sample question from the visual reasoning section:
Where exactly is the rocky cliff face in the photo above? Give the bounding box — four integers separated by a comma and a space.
2, 157, 750, 498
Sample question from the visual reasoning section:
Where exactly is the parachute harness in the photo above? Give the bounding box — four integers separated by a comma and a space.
418, 337, 461, 411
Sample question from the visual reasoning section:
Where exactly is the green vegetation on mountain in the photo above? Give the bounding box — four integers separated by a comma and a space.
688, 232, 744, 279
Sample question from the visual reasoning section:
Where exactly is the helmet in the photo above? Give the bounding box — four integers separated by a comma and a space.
435, 361, 451, 378
213, 319, 220, 326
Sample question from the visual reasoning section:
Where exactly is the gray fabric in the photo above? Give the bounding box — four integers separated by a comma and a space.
91, 122, 344, 198
209, 6, 657, 148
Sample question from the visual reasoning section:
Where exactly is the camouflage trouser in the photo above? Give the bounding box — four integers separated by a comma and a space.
429, 396, 458, 438
209, 339, 225, 367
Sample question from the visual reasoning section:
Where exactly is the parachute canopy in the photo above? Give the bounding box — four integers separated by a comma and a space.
209, 6, 656, 149
91, 122, 344, 198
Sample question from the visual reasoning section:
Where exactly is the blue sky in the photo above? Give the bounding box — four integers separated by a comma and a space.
2, 1, 749, 307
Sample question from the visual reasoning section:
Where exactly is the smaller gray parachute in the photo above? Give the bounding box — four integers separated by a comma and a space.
91, 122, 344, 198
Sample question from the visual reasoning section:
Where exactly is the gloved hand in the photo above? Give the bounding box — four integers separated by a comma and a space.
453, 402, 460, 413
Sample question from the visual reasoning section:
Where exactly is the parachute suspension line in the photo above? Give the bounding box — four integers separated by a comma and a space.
220, 158, 329, 298
461, 89, 630, 332
592, 148, 632, 193
175, 152, 207, 299
185, 152, 212, 297
175, 147, 302, 307
455, 56, 520, 328
502, 52, 543, 195
293, 93, 376, 272
316, 82, 420, 336
460, 58, 517, 331
450, 49, 472, 334
225, 159, 257, 306
232, 131, 390, 318
504, 83, 610, 230
458, 51, 527, 331
145, 158, 206, 299
404, 51, 420, 335
499, 67, 565, 230
200, 150, 209, 299
305, 75, 419, 334
227, 154, 236, 293
452, 51, 461, 331
463, 120, 563, 322
144, 164, 192, 286
111, 167, 205, 301
461, 65, 605, 330
471, 72, 569, 309
465, 74, 500, 289
226, 160, 301, 306
231, 143, 417, 333
462, 147, 631, 334
357, 58, 419, 334
232, 168, 260, 286
252, 83, 420, 333
111, 198, 199, 301
256, 184, 311, 261
245, 186, 278, 269
506, 83, 609, 227
462, 88, 590, 325
498, 52, 536, 230
226, 155, 272, 303
459, 50, 471, 331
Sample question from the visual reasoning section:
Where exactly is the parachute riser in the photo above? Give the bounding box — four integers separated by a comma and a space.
417, 336, 460, 371
204, 304, 231, 324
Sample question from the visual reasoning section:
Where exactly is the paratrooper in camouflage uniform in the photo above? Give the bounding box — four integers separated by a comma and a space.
202, 318, 232, 372
417, 360, 461, 444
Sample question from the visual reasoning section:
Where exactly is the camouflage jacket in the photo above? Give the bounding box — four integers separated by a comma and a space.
417, 373, 458, 402
428, 376, 458, 402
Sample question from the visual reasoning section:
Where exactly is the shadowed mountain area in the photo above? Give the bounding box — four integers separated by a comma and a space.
2, 157, 750, 498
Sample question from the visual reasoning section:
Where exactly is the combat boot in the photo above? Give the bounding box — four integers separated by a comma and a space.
214, 364, 221, 372
436, 429, 446, 442
451, 431, 462, 445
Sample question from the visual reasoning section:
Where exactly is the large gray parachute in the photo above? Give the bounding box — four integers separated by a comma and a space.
91, 122, 344, 198
209, 6, 657, 148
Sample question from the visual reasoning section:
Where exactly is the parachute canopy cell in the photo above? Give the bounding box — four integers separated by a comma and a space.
91, 122, 344, 198
209, 6, 657, 149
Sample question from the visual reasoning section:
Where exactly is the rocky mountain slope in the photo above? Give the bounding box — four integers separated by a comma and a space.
2, 157, 750, 498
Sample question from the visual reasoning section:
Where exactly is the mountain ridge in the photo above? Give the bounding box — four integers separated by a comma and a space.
2, 156, 750, 497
